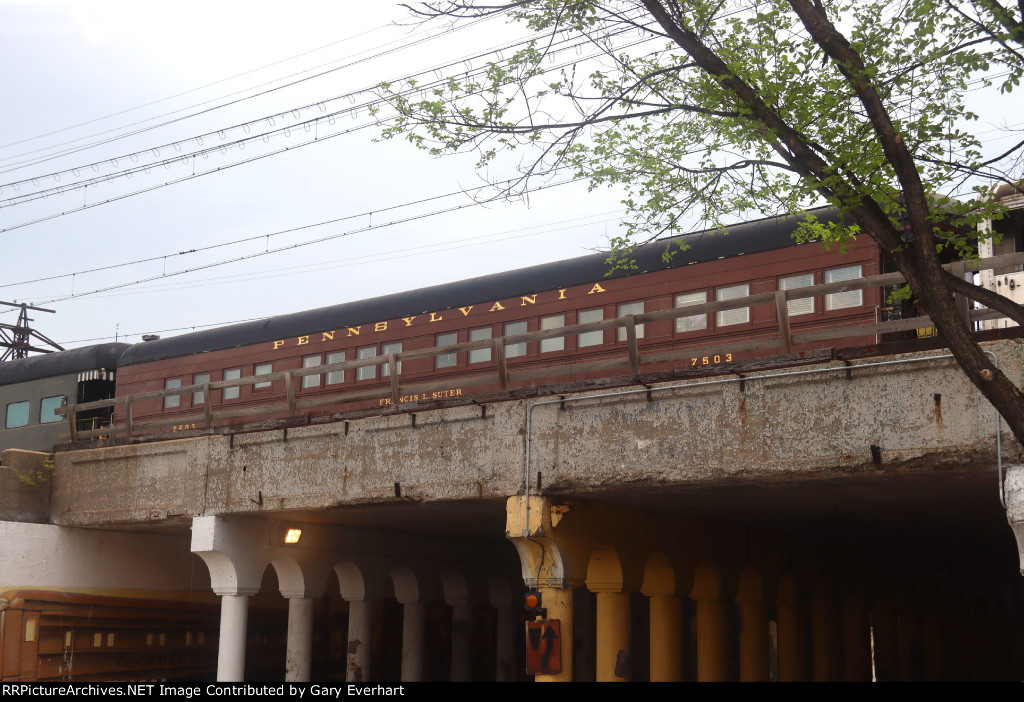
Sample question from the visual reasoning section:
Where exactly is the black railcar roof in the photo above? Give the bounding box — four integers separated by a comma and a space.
0, 343, 131, 386
119, 208, 839, 367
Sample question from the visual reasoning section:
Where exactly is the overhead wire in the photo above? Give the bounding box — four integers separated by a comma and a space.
25, 175, 587, 307
0, 15, 506, 176
0, 175, 591, 290
0, 20, 395, 153
60, 209, 625, 300
0, 7, 656, 191
0, 22, 662, 232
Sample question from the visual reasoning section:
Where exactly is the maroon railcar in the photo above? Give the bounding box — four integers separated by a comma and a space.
113, 209, 882, 432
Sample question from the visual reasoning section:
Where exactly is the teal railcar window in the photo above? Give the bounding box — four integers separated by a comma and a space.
6, 401, 30, 428
40, 396, 66, 424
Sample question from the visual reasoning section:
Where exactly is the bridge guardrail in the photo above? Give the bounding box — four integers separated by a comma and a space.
55, 251, 1024, 443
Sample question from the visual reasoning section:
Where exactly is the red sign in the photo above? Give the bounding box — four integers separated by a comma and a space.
525, 620, 562, 675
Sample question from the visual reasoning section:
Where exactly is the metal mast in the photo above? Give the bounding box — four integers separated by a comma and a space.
0, 301, 64, 361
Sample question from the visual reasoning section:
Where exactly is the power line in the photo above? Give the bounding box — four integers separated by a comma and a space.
25, 176, 586, 307
1, 174, 585, 289
0, 20, 394, 153
0, 15, 502, 176
54, 209, 624, 344
0, 30, 660, 232
59, 209, 625, 300
0, 11, 656, 192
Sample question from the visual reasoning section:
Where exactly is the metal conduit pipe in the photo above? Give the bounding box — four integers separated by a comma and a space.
521, 351, 1008, 536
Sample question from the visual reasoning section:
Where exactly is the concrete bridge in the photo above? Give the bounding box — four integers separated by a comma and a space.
3, 340, 1024, 681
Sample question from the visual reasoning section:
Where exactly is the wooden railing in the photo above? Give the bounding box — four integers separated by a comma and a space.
56, 251, 1024, 443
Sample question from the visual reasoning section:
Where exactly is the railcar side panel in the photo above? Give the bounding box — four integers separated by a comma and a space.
114, 236, 882, 430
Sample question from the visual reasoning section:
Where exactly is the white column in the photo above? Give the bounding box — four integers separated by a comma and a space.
286, 597, 315, 682
450, 603, 473, 682
401, 602, 426, 682
347, 599, 374, 683
217, 593, 250, 682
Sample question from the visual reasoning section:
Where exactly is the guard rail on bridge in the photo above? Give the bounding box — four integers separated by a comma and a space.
56, 251, 1024, 445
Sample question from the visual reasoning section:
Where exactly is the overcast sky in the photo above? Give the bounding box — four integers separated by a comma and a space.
0, 1, 625, 350
1, 1, 1021, 352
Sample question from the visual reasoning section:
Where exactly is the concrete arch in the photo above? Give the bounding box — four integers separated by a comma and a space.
735, 563, 763, 603
191, 516, 269, 595
586, 545, 625, 592
334, 561, 369, 602
690, 560, 722, 601
441, 571, 469, 605
486, 576, 513, 609
641, 551, 676, 597
777, 570, 801, 606
390, 565, 421, 605
270, 555, 305, 599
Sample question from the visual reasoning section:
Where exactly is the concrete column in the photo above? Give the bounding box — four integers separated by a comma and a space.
401, 602, 425, 682
735, 589, 769, 681
494, 603, 516, 681
692, 593, 728, 681
648, 595, 683, 681
810, 594, 840, 682
217, 594, 249, 682
872, 596, 900, 682
842, 593, 872, 682
945, 592, 969, 681
776, 576, 808, 682
690, 561, 729, 682
966, 598, 991, 682
897, 597, 922, 682
347, 599, 373, 683
594, 590, 631, 682
535, 586, 573, 682
920, 593, 945, 682
450, 603, 473, 682
285, 597, 314, 682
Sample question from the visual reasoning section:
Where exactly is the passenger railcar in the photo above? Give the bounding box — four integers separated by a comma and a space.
0, 343, 129, 454
113, 209, 882, 431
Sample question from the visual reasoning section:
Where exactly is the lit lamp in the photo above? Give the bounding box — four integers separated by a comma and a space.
284, 528, 302, 544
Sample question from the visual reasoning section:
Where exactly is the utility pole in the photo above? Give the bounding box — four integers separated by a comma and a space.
0, 301, 64, 361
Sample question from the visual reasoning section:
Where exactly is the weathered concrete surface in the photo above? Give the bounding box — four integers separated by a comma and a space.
1006, 464, 1024, 574
48, 342, 1024, 530
0, 449, 51, 523
0, 522, 205, 592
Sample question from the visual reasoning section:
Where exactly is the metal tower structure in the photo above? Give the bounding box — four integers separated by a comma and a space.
0, 301, 64, 361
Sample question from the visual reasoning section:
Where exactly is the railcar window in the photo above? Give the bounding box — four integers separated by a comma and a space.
780, 274, 816, 316
825, 266, 864, 310
358, 346, 377, 380
223, 369, 241, 400
326, 352, 346, 384
302, 355, 322, 389
617, 302, 645, 341
5, 401, 29, 428
193, 374, 210, 404
254, 363, 273, 390
164, 379, 182, 409
540, 315, 565, 352
436, 333, 458, 368
40, 395, 66, 424
675, 292, 708, 332
469, 327, 492, 363
382, 342, 403, 376
505, 321, 527, 358
716, 285, 750, 326
578, 308, 604, 347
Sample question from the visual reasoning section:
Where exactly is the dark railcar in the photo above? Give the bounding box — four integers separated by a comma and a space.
0, 343, 130, 454
114, 209, 882, 431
